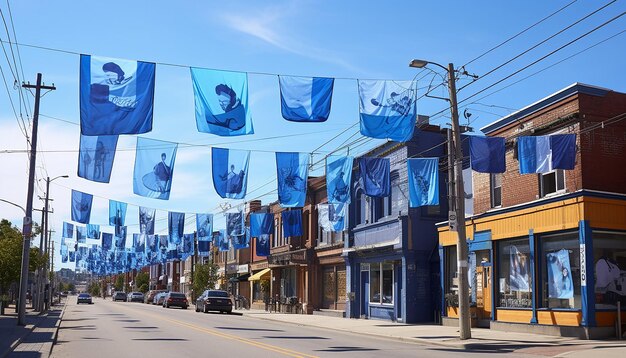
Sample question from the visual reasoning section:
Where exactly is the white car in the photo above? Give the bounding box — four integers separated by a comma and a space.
127, 292, 144, 302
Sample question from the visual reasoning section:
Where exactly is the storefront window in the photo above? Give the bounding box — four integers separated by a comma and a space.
445, 246, 458, 299
497, 238, 532, 308
593, 231, 626, 309
369, 262, 393, 305
540, 232, 581, 309
370, 264, 380, 303
382, 263, 393, 304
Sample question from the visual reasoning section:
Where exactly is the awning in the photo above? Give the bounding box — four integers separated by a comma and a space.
248, 268, 271, 281
228, 273, 250, 282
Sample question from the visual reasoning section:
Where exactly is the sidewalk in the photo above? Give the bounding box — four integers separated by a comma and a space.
242, 309, 626, 357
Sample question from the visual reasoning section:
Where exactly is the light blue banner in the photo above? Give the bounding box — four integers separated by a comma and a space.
114, 226, 127, 250
71, 190, 93, 224
226, 211, 245, 237
196, 214, 213, 242
109, 200, 127, 227
326, 156, 353, 204
547, 249, 574, 299
407, 158, 439, 207
133, 137, 178, 200
276, 152, 309, 207
329, 203, 346, 232
86, 224, 100, 240
279, 76, 334, 122
78, 134, 118, 183
80, 55, 155, 135
212, 147, 250, 199
216, 230, 230, 252
102, 233, 113, 251
63, 222, 74, 239
358, 158, 390, 197
76, 226, 87, 243
191, 68, 254, 136
250, 213, 273, 237
139, 206, 155, 235
168, 212, 185, 245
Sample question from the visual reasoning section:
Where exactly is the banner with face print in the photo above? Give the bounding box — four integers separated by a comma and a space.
226, 211, 245, 237
133, 137, 178, 200
114, 226, 127, 250
168, 212, 185, 245
547, 249, 574, 299
231, 227, 249, 250
139, 206, 155, 235
76, 226, 87, 243
78, 134, 118, 183
71, 190, 93, 224
212, 147, 250, 199
196, 214, 213, 241
509, 245, 530, 292
276, 152, 309, 208
102, 233, 113, 251
215, 230, 229, 252
86, 224, 100, 240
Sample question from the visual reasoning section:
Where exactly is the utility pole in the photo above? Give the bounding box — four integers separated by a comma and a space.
17, 74, 56, 325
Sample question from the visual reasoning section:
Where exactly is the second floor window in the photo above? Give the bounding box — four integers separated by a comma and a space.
490, 173, 502, 208
540, 169, 565, 197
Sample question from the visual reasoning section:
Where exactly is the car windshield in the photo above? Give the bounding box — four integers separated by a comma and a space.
169, 293, 185, 298
78, 294, 89, 297
208, 291, 229, 298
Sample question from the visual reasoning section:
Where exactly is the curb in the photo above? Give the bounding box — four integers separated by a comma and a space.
49, 299, 68, 356
1, 313, 44, 358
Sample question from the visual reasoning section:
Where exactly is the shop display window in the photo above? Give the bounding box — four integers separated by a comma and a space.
593, 231, 626, 309
497, 238, 532, 308
369, 262, 393, 305
540, 232, 581, 309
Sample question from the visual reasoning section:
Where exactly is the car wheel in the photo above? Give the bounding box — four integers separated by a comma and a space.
226, 309, 232, 314
203, 304, 208, 313
183, 305, 188, 310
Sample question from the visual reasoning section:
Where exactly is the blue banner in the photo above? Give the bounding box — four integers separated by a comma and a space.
518, 134, 576, 174
547, 249, 574, 299
109, 200, 127, 227
226, 211, 245, 237
158, 234, 169, 253
61, 244, 68, 263
133, 137, 178, 200
358, 158, 390, 197
134, 233, 147, 253
69, 251, 75, 263
139, 206, 155, 235
358, 80, 417, 142
71, 190, 93, 224
469, 136, 506, 173
63, 222, 74, 238
329, 203, 346, 232
231, 227, 249, 250
114, 226, 127, 250
180, 234, 194, 260
197, 240, 211, 257
196, 214, 213, 241
86, 224, 100, 240
276, 152, 309, 207
326, 156, 353, 204
78, 134, 118, 183
168, 212, 185, 245
281, 210, 302, 238
250, 213, 274, 237
279, 76, 334, 122
76, 226, 87, 243
80, 55, 155, 135
102, 233, 113, 251
191, 68, 254, 136
146, 235, 160, 264
215, 230, 230, 252
256, 233, 270, 257
407, 158, 439, 207
212, 147, 250, 199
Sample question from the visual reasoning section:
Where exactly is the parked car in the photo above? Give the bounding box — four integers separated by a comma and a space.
77, 293, 93, 304
195, 290, 232, 314
127, 292, 144, 302
145, 290, 166, 304
162, 292, 188, 309
113, 292, 127, 302
153, 292, 168, 305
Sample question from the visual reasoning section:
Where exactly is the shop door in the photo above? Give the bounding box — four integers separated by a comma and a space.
475, 263, 492, 321
361, 270, 369, 318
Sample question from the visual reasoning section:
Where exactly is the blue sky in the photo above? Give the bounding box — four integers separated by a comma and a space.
0, 0, 624, 270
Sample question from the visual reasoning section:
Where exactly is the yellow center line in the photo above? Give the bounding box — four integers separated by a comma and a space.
113, 303, 319, 358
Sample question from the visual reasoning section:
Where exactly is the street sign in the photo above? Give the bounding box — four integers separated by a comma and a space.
448, 211, 458, 232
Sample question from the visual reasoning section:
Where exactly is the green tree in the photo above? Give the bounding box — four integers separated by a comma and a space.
193, 262, 219, 300
135, 272, 149, 293
67, 283, 76, 292
88, 281, 100, 297
114, 275, 124, 291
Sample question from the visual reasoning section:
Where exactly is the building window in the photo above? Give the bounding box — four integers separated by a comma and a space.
540, 232, 581, 309
490, 173, 502, 208
593, 231, 626, 309
445, 245, 458, 300
497, 238, 532, 308
539, 169, 565, 197
369, 262, 393, 305
355, 190, 367, 225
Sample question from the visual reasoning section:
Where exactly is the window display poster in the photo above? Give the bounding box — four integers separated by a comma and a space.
547, 249, 574, 299
509, 245, 530, 292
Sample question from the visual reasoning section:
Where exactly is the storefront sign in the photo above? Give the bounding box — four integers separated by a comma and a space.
237, 264, 249, 273
580, 243, 586, 286
251, 261, 268, 271
268, 249, 308, 266
226, 263, 238, 274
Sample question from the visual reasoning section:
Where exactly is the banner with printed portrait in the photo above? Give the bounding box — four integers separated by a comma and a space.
133, 137, 178, 200
109, 200, 127, 227
215, 230, 229, 252
69, 251, 75, 263
226, 211, 245, 237
509, 245, 530, 292
63, 222, 74, 239
326, 156, 352, 204
168, 212, 185, 245
231, 227, 249, 250
86, 224, 100, 240
71, 190, 93, 224
212, 147, 250, 199
102, 233, 113, 251
139, 206, 155, 235
279, 76, 334, 122
114, 226, 127, 250
547, 249, 574, 299
76, 226, 87, 244
276, 152, 309, 208
196, 214, 213, 242
78, 134, 118, 183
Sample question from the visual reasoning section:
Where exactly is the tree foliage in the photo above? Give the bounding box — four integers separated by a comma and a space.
135, 272, 149, 293
114, 275, 124, 291
88, 281, 100, 297
192, 262, 219, 299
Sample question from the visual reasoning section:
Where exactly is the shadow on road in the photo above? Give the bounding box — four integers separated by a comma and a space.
214, 326, 285, 332
316, 346, 379, 352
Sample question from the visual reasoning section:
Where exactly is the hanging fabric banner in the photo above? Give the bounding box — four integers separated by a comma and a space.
407, 158, 439, 207
231, 227, 249, 250
197, 239, 211, 257
168, 212, 185, 245
77, 134, 118, 183
158, 234, 169, 255
211, 147, 250, 199
215, 230, 230, 252
329, 203, 346, 232
509, 245, 530, 292
250, 213, 274, 237
108, 200, 127, 227
358, 80, 417, 142
86, 224, 100, 240
80, 54, 155, 135
256, 233, 270, 257
469, 136, 506, 173
71, 190, 93, 224
317, 204, 332, 232
547, 249, 574, 299
278, 75, 334, 122
102, 233, 113, 251
114, 226, 127, 250
226, 211, 245, 237
61, 244, 68, 263
327, 156, 353, 204
133, 137, 178, 200
180, 234, 194, 260
63, 222, 74, 238
134, 233, 147, 253
196, 213, 213, 241
518, 134, 576, 174
69, 251, 75, 263
281, 210, 303, 238
146, 235, 160, 263
190, 68, 254, 136
358, 157, 390, 197
139, 206, 155, 235
76, 226, 87, 243
276, 152, 309, 207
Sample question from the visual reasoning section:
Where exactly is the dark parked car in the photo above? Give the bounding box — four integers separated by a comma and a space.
113, 292, 127, 302
77, 293, 93, 304
154, 292, 168, 305
145, 290, 166, 304
128, 292, 144, 302
163, 292, 188, 309
195, 290, 232, 314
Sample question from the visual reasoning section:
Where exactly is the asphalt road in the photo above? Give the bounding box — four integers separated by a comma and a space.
51, 297, 530, 358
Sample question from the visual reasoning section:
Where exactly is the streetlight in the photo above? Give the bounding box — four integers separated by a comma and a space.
409, 59, 471, 340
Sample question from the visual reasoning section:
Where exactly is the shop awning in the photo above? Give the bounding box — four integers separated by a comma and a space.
228, 273, 251, 282
248, 268, 271, 281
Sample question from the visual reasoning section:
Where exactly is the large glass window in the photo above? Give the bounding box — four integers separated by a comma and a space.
369, 262, 393, 305
445, 246, 458, 299
593, 231, 626, 309
356, 190, 367, 225
540, 232, 581, 309
497, 238, 532, 308
490, 173, 502, 208
370, 264, 380, 303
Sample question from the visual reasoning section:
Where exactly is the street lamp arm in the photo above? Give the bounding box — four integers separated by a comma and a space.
0, 198, 26, 214
409, 59, 449, 72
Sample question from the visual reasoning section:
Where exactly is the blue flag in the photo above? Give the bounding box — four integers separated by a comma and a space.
180, 234, 194, 260
279, 76, 334, 122
358, 158, 390, 197
168, 212, 185, 245
276, 152, 309, 207
71, 190, 93, 224
256, 233, 270, 257
231, 227, 250, 250
196, 214, 213, 241
215, 230, 230, 252
318, 203, 346, 232
158, 234, 169, 254
109, 200, 127, 227
69, 251, 75, 263
191, 68, 254, 136
358, 80, 417, 142
146, 235, 160, 264
63, 222, 74, 238
518, 134, 576, 174
114, 226, 127, 250
102, 233, 113, 251
80, 55, 155, 135
212, 147, 250, 199
61, 244, 68, 263
78, 134, 118, 183
134, 233, 147, 253
469, 136, 505, 173
327, 156, 353, 204
76, 226, 87, 243
250, 213, 274, 237
281, 210, 303, 238
226, 211, 245, 237
408, 158, 439, 207
139, 206, 155, 235
133, 137, 178, 200
86, 224, 100, 240
197, 240, 211, 257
